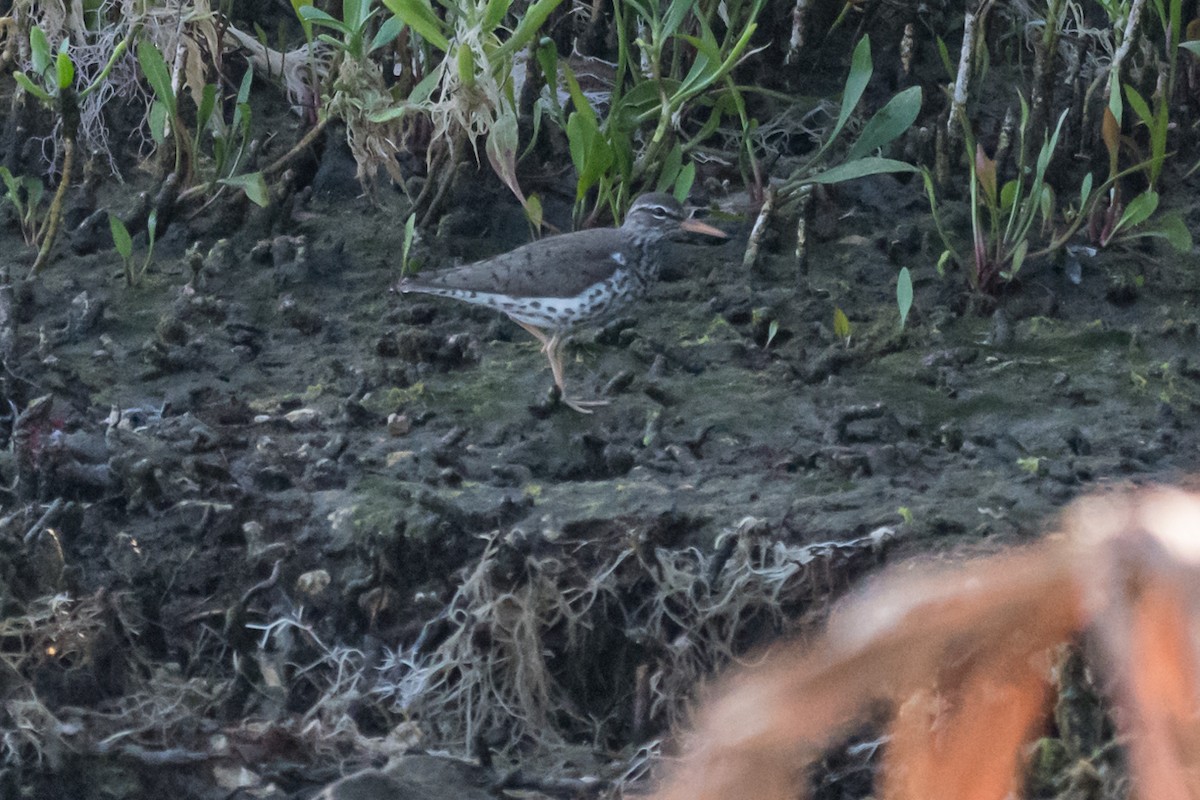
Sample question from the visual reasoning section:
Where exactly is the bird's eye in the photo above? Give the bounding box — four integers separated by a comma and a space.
652, 207, 669, 218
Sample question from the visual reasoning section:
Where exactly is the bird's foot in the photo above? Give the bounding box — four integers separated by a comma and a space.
561, 396, 610, 414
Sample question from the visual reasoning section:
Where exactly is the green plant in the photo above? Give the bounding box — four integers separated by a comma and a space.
562, 0, 763, 221
108, 213, 133, 285
897, 267, 913, 330
0, 167, 46, 247
400, 211, 418, 276
377, 0, 564, 222
15, 22, 133, 275
777, 36, 922, 199
108, 209, 158, 287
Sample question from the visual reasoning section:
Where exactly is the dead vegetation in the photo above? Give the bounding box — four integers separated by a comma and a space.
647, 486, 1200, 800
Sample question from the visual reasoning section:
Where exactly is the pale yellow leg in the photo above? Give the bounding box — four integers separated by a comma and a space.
510, 319, 608, 413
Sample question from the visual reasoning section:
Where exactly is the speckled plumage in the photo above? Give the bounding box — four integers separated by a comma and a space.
394, 193, 725, 411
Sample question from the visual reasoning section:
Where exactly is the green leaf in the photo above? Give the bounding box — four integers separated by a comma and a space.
1123, 83, 1154, 128
298, 6, 351, 35
108, 213, 133, 259
196, 83, 217, 133
1116, 190, 1159, 232
231, 69, 254, 133
382, 0, 450, 51
833, 307, 852, 341
485, 109, 524, 202
999, 179, 1017, 212
674, 161, 696, 202
0, 166, 16, 197
662, 0, 692, 39
935, 35, 955, 80
495, 0, 565, 60
137, 39, 176, 116
1033, 109, 1068, 181
1079, 172, 1093, 212
148, 100, 169, 144
219, 172, 270, 207
482, 0, 511, 33
845, 86, 922, 162
896, 267, 913, 330
1009, 238, 1029, 277
805, 157, 919, 184
291, 0, 315, 40
370, 15, 406, 52
30, 26, 51, 76
1039, 185, 1055, 225
14, 72, 53, 104
1181, 41, 1200, 55
1134, 211, 1192, 252
830, 37, 872, 146
55, 50, 75, 90
343, 0, 369, 31
656, 144, 683, 193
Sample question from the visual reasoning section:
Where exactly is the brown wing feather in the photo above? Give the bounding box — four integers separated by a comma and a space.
402, 229, 629, 298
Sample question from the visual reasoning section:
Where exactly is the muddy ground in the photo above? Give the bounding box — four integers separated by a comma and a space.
2, 86, 1200, 800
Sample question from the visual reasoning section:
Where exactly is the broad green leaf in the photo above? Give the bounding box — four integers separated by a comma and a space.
219, 172, 270, 207
934, 35, 954, 80
370, 15, 405, 52
137, 39, 176, 116
26, 178, 43, 207
662, 0, 692, 39
523, 193, 543, 230
382, 0, 450, 51
291, 0, 315, 40
674, 161, 696, 202
1134, 211, 1192, 251
999, 179, 1017, 212
833, 307, 852, 341
560, 63, 597, 126
148, 100, 169, 143
231, 69, 254, 132
55, 50, 74, 90
298, 5, 350, 35
1034, 109, 1068, 181
1117, 190, 1159, 232
830, 37, 872, 145
482, 0, 511, 33
806, 156, 919, 184
14, 72, 53, 103
485, 109, 523, 201
30, 26, 51, 76
108, 213, 133, 259
656, 144, 683, 193
1079, 172, 1093, 211
1123, 84, 1153, 128
896, 267, 913, 329
495, 0, 565, 60
1009, 238, 1029, 276
1039, 185, 1055, 224
1181, 41, 1200, 55
846, 86, 922, 162
196, 83, 217, 133
343, 0, 369, 31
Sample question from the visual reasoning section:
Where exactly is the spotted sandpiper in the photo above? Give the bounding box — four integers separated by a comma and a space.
395, 193, 727, 412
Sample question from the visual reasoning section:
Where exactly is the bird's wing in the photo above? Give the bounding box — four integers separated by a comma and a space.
401, 229, 632, 298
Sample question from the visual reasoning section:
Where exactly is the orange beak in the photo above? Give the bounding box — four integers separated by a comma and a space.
681, 217, 728, 238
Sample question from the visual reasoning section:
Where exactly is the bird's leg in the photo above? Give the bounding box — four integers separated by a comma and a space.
513, 320, 552, 353
545, 333, 609, 414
